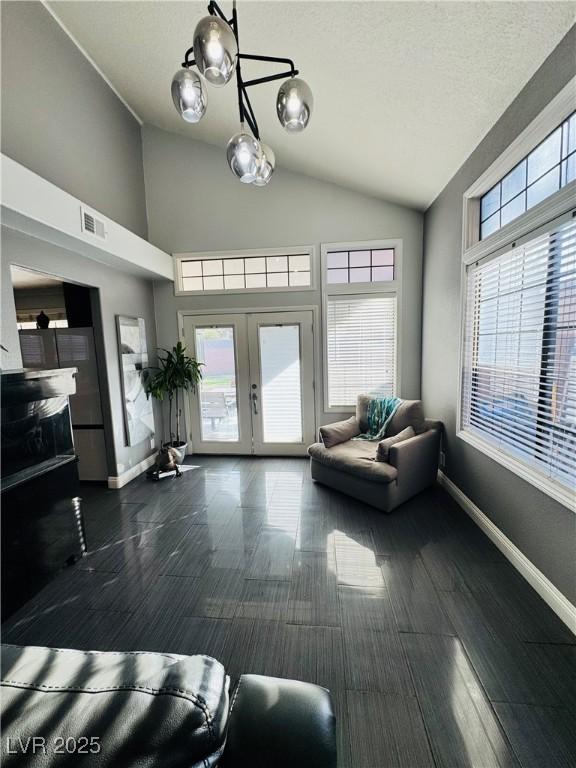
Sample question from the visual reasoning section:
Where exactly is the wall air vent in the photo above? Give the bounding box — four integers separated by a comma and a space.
80, 207, 107, 240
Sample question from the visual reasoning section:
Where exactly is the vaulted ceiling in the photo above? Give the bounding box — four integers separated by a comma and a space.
48, 1, 575, 209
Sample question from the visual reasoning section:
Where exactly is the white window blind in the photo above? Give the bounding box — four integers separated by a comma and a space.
462, 216, 576, 493
326, 295, 396, 408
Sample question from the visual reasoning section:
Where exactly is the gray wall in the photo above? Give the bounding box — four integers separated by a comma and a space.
1, 1, 148, 239
1, 226, 160, 477
143, 124, 424, 426
422, 26, 576, 602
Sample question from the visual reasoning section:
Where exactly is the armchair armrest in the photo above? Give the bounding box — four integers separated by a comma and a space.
222, 674, 336, 768
388, 428, 440, 479
318, 416, 361, 448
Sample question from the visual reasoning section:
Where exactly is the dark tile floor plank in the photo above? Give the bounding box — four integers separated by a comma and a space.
330, 690, 352, 768
343, 626, 414, 694
246, 528, 296, 580
236, 580, 290, 621
296, 505, 335, 552
380, 554, 455, 636
521, 643, 576, 715
402, 632, 520, 768
332, 529, 384, 588
223, 618, 287, 682
494, 703, 576, 768
288, 551, 340, 626
455, 562, 576, 645
138, 569, 243, 620
212, 506, 264, 551
346, 690, 435, 768
338, 585, 396, 632
442, 590, 560, 706
282, 625, 345, 692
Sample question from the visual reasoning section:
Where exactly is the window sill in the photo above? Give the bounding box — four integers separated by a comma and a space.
324, 405, 356, 415
457, 429, 575, 512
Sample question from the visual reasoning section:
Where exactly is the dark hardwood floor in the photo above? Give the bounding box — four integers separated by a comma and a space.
3, 456, 575, 767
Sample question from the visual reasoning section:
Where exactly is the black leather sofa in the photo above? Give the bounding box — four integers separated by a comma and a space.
1, 645, 336, 767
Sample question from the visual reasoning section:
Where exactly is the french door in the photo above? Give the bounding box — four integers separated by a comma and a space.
183, 310, 315, 455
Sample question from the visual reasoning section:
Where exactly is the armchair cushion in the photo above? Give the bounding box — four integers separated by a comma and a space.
386, 399, 427, 436
376, 426, 415, 462
355, 394, 372, 432
356, 396, 426, 437
319, 417, 361, 448
308, 441, 397, 484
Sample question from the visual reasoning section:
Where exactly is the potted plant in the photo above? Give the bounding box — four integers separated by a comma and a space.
144, 342, 203, 462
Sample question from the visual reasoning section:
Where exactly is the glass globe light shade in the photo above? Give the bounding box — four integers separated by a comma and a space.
227, 132, 263, 183
193, 15, 238, 87
276, 77, 313, 132
252, 143, 276, 186
171, 68, 207, 123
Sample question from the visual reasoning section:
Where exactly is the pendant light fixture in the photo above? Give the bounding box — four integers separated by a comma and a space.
171, 68, 207, 124
171, 0, 312, 186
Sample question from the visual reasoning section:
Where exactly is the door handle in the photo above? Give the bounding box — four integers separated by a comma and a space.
251, 392, 258, 415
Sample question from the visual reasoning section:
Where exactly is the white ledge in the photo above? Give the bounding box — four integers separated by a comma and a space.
0, 154, 173, 280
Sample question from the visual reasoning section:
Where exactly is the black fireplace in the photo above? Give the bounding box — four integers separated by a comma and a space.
1, 368, 86, 620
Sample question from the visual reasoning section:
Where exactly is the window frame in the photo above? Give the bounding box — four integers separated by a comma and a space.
321, 239, 402, 413
459, 79, 576, 510
461, 77, 576, 261
478, 112, 575, 240
174, 245, 317, 296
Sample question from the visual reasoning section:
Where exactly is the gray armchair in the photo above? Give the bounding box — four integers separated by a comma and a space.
308, 397, 442, 513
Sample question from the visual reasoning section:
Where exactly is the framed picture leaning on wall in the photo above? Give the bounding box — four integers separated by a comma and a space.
116, 315, 155, 447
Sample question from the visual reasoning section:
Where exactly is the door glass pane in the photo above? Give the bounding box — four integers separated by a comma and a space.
195, 327, 239, 441
259, 325, 302, 443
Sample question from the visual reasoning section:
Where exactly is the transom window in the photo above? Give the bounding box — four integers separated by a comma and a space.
480, 112, 575, 240
326, 247, 394, 285
175, 248, 313, 294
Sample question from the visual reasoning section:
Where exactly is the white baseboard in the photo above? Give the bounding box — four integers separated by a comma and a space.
438, 471, 576, 634
107, 454, 156, 489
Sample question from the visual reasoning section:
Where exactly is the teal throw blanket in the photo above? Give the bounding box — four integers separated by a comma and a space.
354, 396, 402, 440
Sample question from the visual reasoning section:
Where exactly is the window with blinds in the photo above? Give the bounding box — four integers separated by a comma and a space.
461, 216, 576, 493
326, 295, 397, 408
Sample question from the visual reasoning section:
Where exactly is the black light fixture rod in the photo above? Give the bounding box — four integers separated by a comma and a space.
231, 0, 246, 129
208, 0, 230, 24
238, 52, 296, 75
243, 69, 299, 88
182, 45, 195, 68
241, 85, 259, 139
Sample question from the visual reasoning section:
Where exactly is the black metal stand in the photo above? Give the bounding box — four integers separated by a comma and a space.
181, 0, 298, 139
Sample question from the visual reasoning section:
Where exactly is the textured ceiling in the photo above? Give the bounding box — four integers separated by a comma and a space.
48, 1, 575, 209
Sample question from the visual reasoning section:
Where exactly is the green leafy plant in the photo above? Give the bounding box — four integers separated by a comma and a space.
143, 342, 203, 446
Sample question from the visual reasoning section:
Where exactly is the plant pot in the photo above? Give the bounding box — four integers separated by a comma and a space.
163, 441, 187, 464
